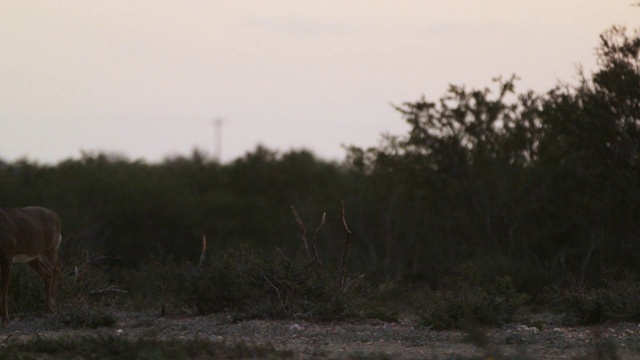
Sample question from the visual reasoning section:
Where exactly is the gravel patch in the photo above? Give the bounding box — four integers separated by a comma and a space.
2, 311, 640, 359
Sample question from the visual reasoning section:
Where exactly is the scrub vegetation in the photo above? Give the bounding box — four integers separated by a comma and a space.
0, 26, 639, 358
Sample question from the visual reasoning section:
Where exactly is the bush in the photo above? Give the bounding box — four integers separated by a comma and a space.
123, 247, 369, 321
175, 249, 261, 315
57, 249, 119, 307
419, 263, 529, 329
55, 304, 117, 329
121, 247, 255, 315
546, 275, 640, 325
247, 254, 368, 320
6, 264, 49, 315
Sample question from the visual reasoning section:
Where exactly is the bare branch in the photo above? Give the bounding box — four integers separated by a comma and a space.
291, 205, 311, 258
310, 212, 326, 268
197, 235, 208, 271
86, 254, 114, 265
160, 282, 166, 316
339, 201, 353, 289
342, 273, 366, 291
258, 268, 284, 307
88, 285, 129, 296
341, 201, 353, 235
276, 246, 291, 263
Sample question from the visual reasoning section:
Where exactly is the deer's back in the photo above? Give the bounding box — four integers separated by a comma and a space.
0, 207, 61, 258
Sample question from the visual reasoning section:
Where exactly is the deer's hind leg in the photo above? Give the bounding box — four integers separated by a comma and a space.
28, 257, 57, 314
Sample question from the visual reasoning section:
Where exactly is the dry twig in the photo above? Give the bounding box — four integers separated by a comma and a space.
291, 205, 311, 258
339, 201, 353, 289
88, 285, 128, 296
291, 206, 326, 268
342, 273, 365, 291
160, 282, 166, 317
276, 246, 290, 263
197, 235, 207, 271
258, 268, 284, 307
310, 212, 326, 268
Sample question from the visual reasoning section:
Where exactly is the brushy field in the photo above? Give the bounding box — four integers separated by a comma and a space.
3, 237, 640, 359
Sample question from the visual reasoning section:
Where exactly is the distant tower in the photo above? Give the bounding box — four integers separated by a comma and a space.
213, 118, 223, 162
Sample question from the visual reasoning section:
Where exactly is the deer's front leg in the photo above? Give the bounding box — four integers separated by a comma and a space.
0, 257, 12, 327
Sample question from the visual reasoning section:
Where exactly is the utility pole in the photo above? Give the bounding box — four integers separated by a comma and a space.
212, 118, 223, 162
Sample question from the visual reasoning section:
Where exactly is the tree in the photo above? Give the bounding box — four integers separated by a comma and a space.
536, 26, 640, 282
346, 26, 640, 288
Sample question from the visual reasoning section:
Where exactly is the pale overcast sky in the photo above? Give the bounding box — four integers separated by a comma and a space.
1, 1, 638, 164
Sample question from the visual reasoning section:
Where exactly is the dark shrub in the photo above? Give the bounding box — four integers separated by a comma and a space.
419, 263, 529, 329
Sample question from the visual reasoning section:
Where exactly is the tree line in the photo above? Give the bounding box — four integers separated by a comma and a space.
1, 26, 638, 294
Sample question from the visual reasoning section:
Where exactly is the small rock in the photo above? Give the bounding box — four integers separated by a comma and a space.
210, 335, 224, 342
115, 329, 124, 336
289, 324, 304, 331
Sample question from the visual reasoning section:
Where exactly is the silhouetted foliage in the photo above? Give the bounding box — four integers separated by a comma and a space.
345, 26, 640, 291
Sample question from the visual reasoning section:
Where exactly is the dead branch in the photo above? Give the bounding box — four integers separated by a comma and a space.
197, 235, 207, 271
88, 285, 129, 296
258, 268, 284, 307
86, 254, 113, 265
342, 273, 366, 291
276, 246, 291, 263
291, 205, 311, 258
160, 283, 166, 316
339, 201, 353, 289
310, 212, 326, 268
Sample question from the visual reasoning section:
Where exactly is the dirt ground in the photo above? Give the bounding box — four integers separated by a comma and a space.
4, 311, 640, 359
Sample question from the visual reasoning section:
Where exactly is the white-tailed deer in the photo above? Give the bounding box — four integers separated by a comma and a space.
0, 207, 62, 327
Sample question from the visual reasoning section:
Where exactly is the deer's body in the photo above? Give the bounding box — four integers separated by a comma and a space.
0, 207, 62, 326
